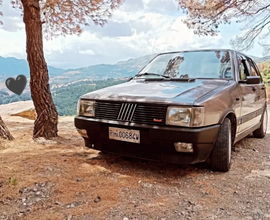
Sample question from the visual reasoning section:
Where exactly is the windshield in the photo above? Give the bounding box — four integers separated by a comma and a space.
137, 51, 232, 79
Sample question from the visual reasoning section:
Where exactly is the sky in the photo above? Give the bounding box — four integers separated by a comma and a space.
0, 0, 266, 69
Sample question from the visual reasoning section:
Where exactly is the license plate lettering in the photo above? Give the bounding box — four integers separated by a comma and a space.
109, 130, 119, 138
109, 127, 140, 143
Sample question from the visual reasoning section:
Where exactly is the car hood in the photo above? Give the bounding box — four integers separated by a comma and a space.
80, 79, 229, 105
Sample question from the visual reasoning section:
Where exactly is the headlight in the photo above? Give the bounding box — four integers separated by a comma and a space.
166, 106, 204, 127
77, 100, 95, 117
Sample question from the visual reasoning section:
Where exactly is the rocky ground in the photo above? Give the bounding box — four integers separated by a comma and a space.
0, 106, 269, 220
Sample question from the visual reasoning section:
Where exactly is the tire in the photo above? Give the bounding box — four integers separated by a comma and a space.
253, 108, 268, 138
210, 118, 232, 172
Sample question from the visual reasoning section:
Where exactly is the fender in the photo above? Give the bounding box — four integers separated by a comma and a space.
218, 108, 237, 144
218, 108, 237, 124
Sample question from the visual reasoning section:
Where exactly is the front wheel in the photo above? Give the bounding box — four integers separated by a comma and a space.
210, 118, 232, 172
253, 108, 268, 138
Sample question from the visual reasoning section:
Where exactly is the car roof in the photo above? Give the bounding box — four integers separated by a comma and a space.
157, 49, 250, 57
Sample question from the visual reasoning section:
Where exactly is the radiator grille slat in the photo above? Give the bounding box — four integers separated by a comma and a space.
117, 103, 137, 121
95, 101, 167, 125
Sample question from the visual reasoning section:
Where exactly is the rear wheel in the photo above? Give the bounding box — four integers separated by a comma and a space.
210, 118, 232, 172
253, 108, 268, 138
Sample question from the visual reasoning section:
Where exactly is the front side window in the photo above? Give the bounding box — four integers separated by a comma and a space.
137, 51, 232, 79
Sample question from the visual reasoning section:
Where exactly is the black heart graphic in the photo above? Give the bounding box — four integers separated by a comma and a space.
5, 75, 27, 95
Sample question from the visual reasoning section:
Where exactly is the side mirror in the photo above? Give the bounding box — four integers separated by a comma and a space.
240, 76, 261, 84
127, 77, 133, 82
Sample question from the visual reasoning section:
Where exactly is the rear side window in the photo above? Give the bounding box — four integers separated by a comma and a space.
247, 59, 258, 76
237, 55, 262, 83
247, 58, 262, 83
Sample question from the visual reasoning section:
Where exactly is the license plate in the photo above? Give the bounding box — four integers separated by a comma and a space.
108, 127, 140, 143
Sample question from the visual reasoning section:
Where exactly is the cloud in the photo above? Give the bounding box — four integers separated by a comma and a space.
79, 49, 95, 55
90, 21, 133, 37
0, 0, 258, 69
0, 0, 24, 32
121, 0, 145, 12
0, 29, 26, 59
146, 0, 179, 14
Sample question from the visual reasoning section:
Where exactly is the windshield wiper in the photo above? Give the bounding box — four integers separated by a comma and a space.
144, 78, 196, 82
136, 72, 170, 78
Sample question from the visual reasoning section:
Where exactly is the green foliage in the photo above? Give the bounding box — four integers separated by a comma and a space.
261, 67, 270, 84
0, 91, 31, 105
258, 61, 270, 85
52, 78, 125, 116
0, 78, 125, 116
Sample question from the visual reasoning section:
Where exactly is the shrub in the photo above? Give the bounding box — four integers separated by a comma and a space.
266, 86, 270, 102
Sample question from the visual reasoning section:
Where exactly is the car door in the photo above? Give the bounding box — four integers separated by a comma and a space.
237, 55, 263, 133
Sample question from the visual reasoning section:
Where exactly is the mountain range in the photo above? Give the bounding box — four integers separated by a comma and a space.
1, 52, 270, 115
0, 53, 270, 90
54, 53, 157, 84
0, 54, 157, 89
0, 56, 64, 77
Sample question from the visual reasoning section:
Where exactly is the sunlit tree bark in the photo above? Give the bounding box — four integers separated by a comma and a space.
0, 116, 14, 141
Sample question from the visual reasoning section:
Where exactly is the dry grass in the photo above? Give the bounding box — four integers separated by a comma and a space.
0, 110, 269, 220
11, 109, 36, 120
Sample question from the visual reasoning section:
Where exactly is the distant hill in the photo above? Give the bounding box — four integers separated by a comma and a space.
1, 52, 270, 114
0, 56, 64, 77
242, 55, 270, 64
56, 54, 157, 84
0, 54, 157, 87
248, 55, 260, 61
1, 52, 270, 87
253, 56, 270, 64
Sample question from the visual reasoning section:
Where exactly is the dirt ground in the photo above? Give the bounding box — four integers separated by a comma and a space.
0, 108, 270, 220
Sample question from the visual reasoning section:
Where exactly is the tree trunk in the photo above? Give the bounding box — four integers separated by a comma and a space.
21, 0, 58, 139
0, 116, 14, 141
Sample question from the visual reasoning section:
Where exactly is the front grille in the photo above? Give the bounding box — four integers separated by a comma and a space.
133, 104, 167, 125
95, 101, 167, 125
117, 103, 137, 121
95, 101, 122, 120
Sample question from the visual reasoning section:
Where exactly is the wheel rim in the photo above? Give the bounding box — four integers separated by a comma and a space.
228, 125, 232, 164
263, 110, 268, 135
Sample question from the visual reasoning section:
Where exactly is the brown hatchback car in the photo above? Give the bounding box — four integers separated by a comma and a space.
75, 49, 268, 172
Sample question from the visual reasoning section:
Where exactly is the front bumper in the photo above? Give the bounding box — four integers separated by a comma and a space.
74, 117, 220, 165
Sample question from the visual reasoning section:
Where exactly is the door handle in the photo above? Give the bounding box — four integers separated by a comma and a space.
261, 86, 265, 90
252, 87, 256, 92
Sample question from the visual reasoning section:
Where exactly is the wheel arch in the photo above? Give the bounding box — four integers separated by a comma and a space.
219, 109, 237, 145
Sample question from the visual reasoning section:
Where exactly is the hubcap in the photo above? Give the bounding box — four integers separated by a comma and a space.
228, 126, 232, 164
263, 110, 268, 135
